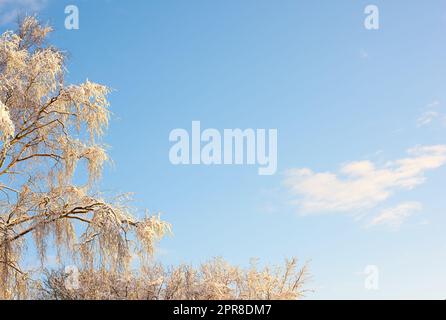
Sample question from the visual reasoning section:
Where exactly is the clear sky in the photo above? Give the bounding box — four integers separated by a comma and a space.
2, 0, 446, 299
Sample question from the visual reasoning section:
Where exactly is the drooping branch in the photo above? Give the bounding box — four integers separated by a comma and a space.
0, 16, 171, 299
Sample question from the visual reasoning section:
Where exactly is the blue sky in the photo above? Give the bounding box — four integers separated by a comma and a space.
2, 0, 446, 299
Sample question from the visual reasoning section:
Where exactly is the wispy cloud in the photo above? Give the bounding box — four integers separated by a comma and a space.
284, 145, 446, 214
0, 0, 47, 26
368, 202, 422, 229
417, 100, 445, 127
417, 111, 440, 127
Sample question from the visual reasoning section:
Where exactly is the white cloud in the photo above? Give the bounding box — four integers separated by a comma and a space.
417, 100, 445, 128
284, 145, 446, 214
0, 0, 47, 26
426, 100, 441, 108
417, 111, 440, 127
369, 202, 422, 228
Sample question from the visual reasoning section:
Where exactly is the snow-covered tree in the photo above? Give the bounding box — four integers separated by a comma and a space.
0, 16, 170, 299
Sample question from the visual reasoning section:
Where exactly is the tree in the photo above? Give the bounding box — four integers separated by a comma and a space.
0, 16, 170, 299
0, 17, 309, 300
38, 258, 309, 300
